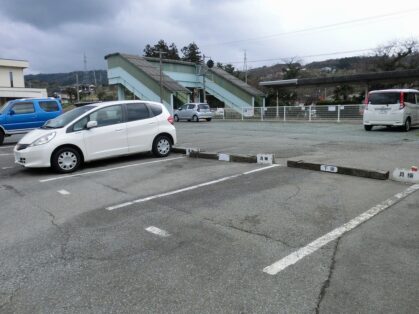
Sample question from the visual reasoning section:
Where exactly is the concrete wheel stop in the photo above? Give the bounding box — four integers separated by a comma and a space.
172, 147, 274, 164
287, 159, 389, 180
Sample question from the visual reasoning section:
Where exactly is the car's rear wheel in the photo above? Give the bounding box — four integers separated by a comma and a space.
193, 115, 199, 122
174, 115, 179, 122
152, 135, 172, 157
0, 130, 4, 145
206, 118, 212, 122
364, 125, 373, 131
403, 118, 411, 132
51, 147, 82, 173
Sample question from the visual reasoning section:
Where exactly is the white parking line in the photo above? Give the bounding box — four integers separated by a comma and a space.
263, 184, 419, 275
0, 153, 13, 156
243, 164, 279, 175
1, 166, 14, 170
0, 146, 14, 150
39, 157, 185, 183
106, 164, 280, 211
57, 189, 71, 195
145, 226, 170, 237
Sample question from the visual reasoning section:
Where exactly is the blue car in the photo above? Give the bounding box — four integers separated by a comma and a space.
0, 98, 63, 145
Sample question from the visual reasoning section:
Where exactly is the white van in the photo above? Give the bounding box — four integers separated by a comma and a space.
363, 89, 419, 131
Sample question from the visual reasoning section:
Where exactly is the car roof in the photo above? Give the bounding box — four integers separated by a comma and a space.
91, 100, 165, 109
369, 89, 419, 93
11, 97, 58, 102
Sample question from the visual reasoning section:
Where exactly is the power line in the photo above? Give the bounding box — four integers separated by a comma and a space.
202, 8, 419, 47
222, 48, 375, 65
221, 42, 419, 65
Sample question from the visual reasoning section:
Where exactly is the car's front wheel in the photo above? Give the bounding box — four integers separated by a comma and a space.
0, 130, 4, 145
206, 118, 212, 122
174, 115, 179, 122
193, 115, 199, 122
364, 125, 373, 131
403, 118, 411, 132
51, 146, 82, 173
152, 135, 172, 157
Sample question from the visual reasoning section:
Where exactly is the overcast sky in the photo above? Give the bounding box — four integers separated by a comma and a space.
1, 0, 419, 74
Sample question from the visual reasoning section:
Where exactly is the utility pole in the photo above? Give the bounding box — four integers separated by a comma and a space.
158, 50, 167, 103
243, 50, 248, 84
76, 73, 80, 102
203, 54, 206, 103
93, 70, 97, 86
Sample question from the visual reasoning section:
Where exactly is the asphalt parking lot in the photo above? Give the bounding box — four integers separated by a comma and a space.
1, 121, 418, 313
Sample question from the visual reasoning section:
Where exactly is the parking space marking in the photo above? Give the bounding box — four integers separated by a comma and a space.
243, 164, 279, 175
106, 164, 280, 211
58, 189, 71, 195
0, 146, 14, 150
145, 226, 170, 237
39, 156, 185, 183
0, 153, 13, 156
263, 183, 419, 275
1, 166, 14, 170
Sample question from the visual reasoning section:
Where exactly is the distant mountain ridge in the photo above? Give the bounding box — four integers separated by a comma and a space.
25, 70, 108, 87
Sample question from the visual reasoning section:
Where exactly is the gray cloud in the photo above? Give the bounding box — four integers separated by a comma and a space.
0, 0, 418, 74
1, 0, 129, 29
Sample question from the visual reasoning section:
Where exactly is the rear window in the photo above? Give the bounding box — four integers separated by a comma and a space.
368, 92, 400, 105
39, 100, 59, 112
198, 104, 210, 110
126, 103, 150, 121
148, 103, 162, 116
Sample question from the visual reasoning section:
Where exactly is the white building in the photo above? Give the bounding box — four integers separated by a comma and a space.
0, 58, 47, 105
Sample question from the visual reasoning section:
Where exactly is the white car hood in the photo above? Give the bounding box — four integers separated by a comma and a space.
18, 128, 58, 144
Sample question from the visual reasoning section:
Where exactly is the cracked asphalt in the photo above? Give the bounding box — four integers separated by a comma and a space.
1, 122, 419, 313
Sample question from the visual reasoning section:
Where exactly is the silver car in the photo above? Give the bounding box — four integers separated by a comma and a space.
174, 103, 213, 122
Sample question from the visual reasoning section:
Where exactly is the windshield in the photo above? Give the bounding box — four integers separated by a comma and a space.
0, 101, 11, 114
42, 105, 96, 129
368, 92, 400, 105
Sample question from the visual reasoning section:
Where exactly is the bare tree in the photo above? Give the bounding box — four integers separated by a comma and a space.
281, 57, 303, 79
373, 38, 419, 71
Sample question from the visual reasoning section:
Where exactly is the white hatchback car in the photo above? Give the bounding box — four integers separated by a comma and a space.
363, 89, 419, 131
14, 100, 176, 173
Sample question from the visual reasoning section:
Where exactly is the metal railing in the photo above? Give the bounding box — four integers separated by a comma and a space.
212, 105, 365, 122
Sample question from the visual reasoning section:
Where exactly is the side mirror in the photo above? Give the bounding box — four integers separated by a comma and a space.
86, 120, 98, 129
9, 109, 15, 116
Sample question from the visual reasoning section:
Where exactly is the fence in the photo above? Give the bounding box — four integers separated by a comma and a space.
212, 105, 365, 122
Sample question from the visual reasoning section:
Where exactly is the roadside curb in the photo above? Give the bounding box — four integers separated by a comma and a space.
287, 159, 389, 180
173, 146, 270, 164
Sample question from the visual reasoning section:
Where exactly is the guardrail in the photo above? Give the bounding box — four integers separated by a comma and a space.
212, 104, 365, 122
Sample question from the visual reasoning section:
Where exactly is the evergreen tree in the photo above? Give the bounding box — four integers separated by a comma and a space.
143, 40, 180, 60
167, 43, 180, 60
181, 42, 202, 63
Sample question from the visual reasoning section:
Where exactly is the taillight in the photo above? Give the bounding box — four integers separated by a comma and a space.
167, 115, 174, 124
400, 92, 405, 109
364, 94, 369, 110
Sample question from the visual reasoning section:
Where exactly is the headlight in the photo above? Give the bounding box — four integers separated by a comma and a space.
30, 132, 56, 146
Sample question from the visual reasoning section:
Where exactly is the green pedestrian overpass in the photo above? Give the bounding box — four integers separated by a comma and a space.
105, 53, 265, 114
